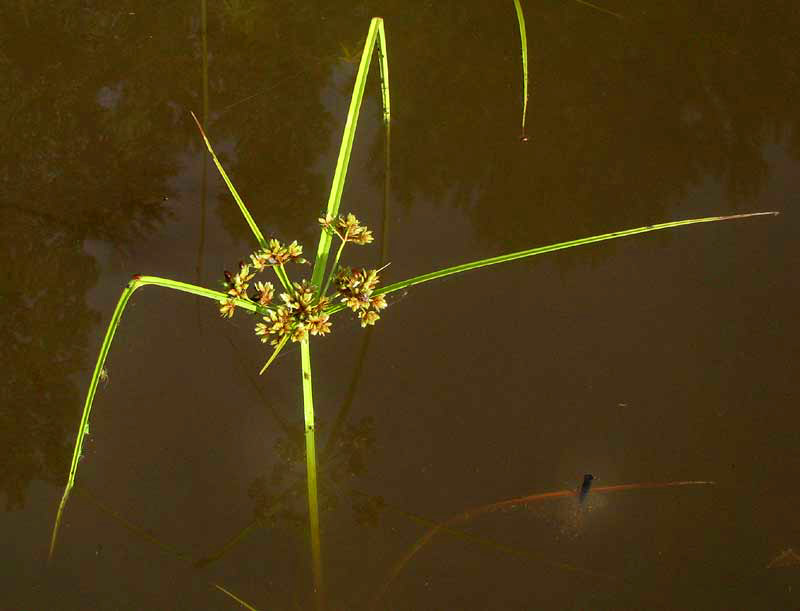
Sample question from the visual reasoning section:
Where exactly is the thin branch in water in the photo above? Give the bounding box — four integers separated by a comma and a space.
572, 0, 626, 19
372, 480, 715, 607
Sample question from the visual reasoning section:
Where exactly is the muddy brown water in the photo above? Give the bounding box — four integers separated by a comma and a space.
2, 2, 799, 609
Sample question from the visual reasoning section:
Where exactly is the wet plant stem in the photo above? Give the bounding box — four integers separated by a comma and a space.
319, 231, 347, 298
275, 263, 293, 293
301, 339, 324, 610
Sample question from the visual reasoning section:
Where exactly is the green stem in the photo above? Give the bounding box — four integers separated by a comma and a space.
273, 263, 293, 294
300, 339, 324, 609
49, 275, 256, 562
319, 237, 347, 299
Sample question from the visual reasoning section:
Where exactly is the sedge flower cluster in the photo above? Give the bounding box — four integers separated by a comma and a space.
217, 214, 387, 363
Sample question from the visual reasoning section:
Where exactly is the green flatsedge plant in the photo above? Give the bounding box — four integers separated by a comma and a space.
49, 15, 778, 610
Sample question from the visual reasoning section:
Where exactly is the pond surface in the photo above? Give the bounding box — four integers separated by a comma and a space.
2, 1, 799, 609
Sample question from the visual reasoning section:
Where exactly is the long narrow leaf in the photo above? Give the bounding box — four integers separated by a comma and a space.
190, 111, 267, 249
376, 21, 391, 127
324, 212, 778, 315
310, 18, 390, 291
213, 584, 262, 611
512, 0, 529, 138
49, 275, 258, 561
258, 334, 289, 375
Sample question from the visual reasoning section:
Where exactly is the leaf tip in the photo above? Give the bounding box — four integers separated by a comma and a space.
189, 111, 207, 139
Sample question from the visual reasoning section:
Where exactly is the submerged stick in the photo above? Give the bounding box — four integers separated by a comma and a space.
372, 480, 715, 606
355, 488, 617, 584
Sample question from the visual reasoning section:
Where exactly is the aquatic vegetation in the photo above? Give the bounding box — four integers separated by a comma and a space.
512, 0, 529, 139
211, 212, 387, 375
47, 14, 778, 609
510, 0, 625, 140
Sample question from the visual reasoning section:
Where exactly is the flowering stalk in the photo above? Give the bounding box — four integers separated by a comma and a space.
319, 227, 348, 299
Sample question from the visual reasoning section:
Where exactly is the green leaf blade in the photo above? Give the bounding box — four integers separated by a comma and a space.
512, 0, 529, 137
310, 18, 390, 292
259, 334, 289, 375
324, 211, 778, 315
49, 275, 260, 562
190, 112, 267, 249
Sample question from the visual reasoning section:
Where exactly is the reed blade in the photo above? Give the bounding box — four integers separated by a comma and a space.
310, 17, 391, 293
259, 334, 289, 375
213, 584, 262, 611
370, 211, 779, 301
512, 0, 529, 138
49, 275, 256, 561
190, 111, 267, 249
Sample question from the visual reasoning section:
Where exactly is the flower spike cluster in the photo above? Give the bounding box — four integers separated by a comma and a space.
250, 239, 305, 270
319, 213, 373, 245
334, 267, 387, 326
217, 214, 387, 373
219, 263, 259, 318
255, 281, 332, 346
218, 239, 306, 318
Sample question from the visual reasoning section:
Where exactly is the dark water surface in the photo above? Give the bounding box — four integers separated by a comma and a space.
2, 1, 799, 609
